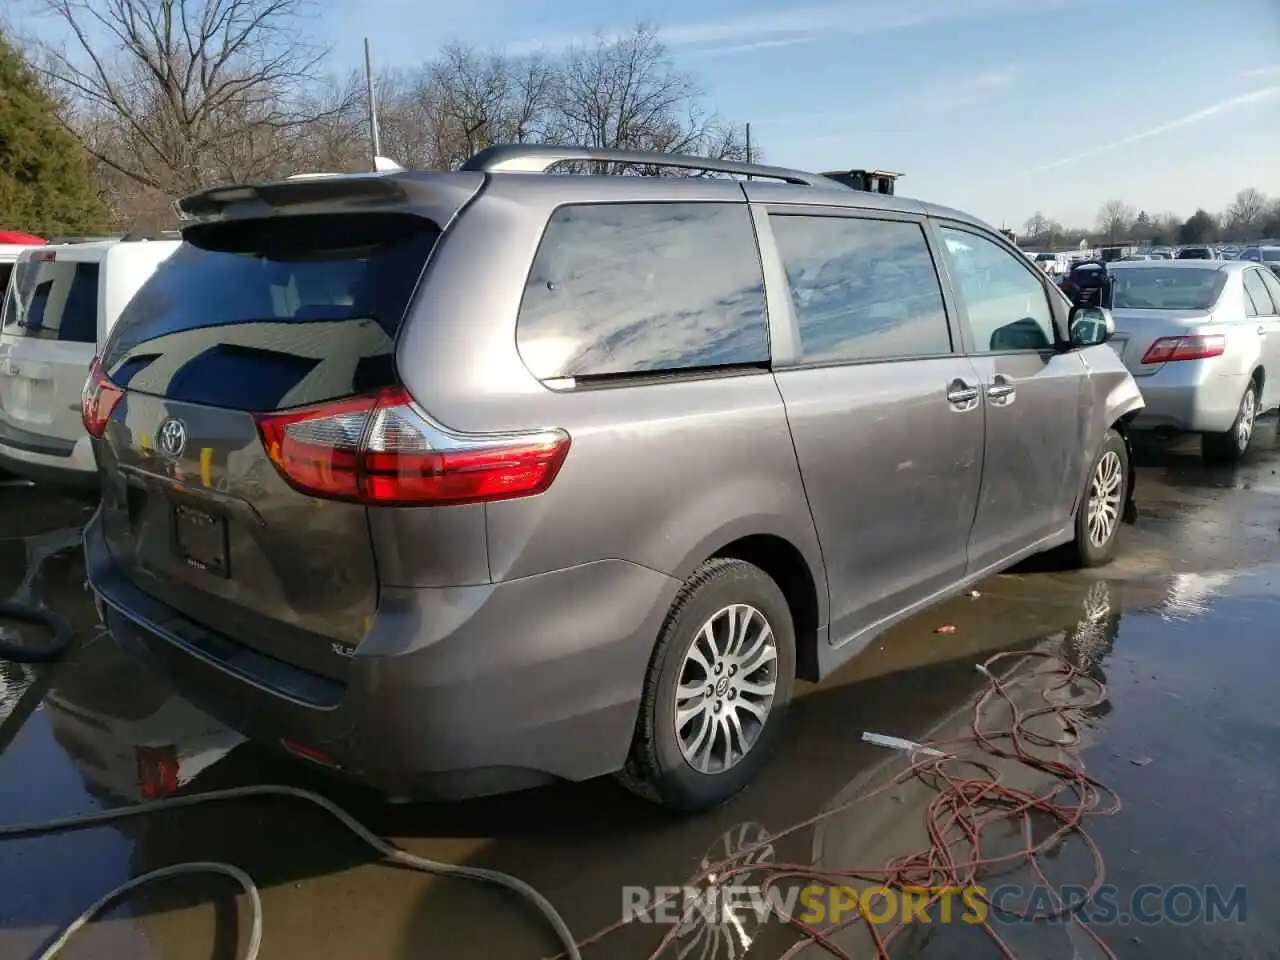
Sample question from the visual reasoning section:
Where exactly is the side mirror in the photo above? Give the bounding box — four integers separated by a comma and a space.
1069, 305, 1115, 347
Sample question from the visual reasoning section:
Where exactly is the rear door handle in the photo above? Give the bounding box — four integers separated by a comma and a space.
1259, 326, 1268, 336
946, 379, 980, 410
987, 375, 1016, 405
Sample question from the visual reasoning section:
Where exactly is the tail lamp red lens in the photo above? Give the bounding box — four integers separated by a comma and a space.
1140, 335, 1226, 365
254, 386, 571, 506
136, 745, 179, 798
81, 360, 125, 438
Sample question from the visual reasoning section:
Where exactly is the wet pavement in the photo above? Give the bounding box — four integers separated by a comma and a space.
3, 424, 1280, 959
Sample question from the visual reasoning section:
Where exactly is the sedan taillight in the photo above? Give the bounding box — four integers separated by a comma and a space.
1140, 335, 1226, 364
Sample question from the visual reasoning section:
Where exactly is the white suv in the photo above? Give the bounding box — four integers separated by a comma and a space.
0, 236, 179, 488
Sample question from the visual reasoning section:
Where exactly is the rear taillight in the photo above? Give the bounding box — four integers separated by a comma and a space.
136, 746, 179, 798
81, 360, 125, 438
255, 386, 571, 506
1140, 335, 1226, 364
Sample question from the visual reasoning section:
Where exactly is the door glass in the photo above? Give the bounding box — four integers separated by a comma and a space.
768, 214, 951, 363
940, 227, 1055, 353
1257, 266, 1280, 312
1242, 269, 1276, 317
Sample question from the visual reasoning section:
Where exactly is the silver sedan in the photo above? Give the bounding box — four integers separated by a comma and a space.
1106, 260, 1280, 462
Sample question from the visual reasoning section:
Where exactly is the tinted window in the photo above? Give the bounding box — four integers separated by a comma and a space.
100, 213, 439, 411
1264, 249, 1280, 262
769, 215, 950, 363
939, 227, 1055, 352
1243, 269, 1276, 316
0, 259, 99, 343
1177, 248, 1211, 260
516, 203, 767, 380
1109, 267, 1226, 310
0, 264, 12, 295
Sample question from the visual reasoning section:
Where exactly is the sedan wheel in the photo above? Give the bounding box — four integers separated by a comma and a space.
1203, 380, 1259, 464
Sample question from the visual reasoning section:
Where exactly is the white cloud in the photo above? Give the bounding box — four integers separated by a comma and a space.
507, 0, 1110, 57
1024, 86, 1280, 175
1243, 65, 1280, 78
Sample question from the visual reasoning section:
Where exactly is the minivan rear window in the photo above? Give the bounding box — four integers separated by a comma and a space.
100, 213, 440, 411
1, 259, 100, 343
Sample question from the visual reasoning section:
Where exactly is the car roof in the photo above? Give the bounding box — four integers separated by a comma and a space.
17, 237, 181, 262
1106, 259, 1243, 273
178, 148, 1004, 238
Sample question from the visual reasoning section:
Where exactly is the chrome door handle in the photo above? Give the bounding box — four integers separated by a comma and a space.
987, 376, 1016, 405
1259, 326, 1267, 336
946, 379, 980, 409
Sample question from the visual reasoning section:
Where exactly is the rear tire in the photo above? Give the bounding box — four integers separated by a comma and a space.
1202, 379, 1258, 464
1069, 429, 1128, 569
616, 558, 795, 813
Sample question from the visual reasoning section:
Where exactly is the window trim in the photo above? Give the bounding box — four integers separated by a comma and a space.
759, 204, 959, 371
1243, 268, 1276, 318
1255, 265, 1280, 315
513, 199, 772, 389
928, 218, 1066, 357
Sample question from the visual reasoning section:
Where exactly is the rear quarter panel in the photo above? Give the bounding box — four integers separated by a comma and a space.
395, 175, 827, 619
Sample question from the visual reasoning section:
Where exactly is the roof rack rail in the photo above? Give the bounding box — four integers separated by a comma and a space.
460, 144, 842, 187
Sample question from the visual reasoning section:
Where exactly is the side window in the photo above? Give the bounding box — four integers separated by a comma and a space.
768, 214, 951, 363
1257, 267, 1280, 313
1242, 269, 1275, 317
939, 226, 1055, 353
517, 202, 768, 380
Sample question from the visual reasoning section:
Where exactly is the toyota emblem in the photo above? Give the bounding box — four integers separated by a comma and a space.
156, 418, 188, 459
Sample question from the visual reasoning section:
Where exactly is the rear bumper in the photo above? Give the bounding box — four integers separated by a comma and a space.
0, 435, 98, 490
1130, 364, 1251, 434
85, 512, 681, 800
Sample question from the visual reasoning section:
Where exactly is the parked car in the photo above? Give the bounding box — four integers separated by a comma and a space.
1176, 246, 1216, 260
1032, 252, 1067, 277
83, 145, 1144, 812
0, 236, 179, 488
1238, 245, 1280, 278
0, 230, 46, 296
1105, 260, 1280, 462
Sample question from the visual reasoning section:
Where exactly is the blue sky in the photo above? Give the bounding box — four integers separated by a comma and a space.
320, 0, 1280, 231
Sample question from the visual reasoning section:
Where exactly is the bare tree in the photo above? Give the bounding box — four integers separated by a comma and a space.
1223, 187, 1268, 240
1096, 200, 1135, 241
1023, 211, 1050, 239
31, 0, 338, 196
550, 25, 748, 174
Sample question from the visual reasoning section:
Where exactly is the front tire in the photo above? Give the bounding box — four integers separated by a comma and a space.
1069, 429, 1128, 568
1202, 379, 1258, 464
616, 558, 796, 812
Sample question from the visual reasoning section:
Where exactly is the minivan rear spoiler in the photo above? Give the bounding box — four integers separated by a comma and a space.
173, 169, 485, 230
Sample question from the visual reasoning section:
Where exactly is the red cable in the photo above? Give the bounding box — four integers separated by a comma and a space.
561, 651, 1121, 960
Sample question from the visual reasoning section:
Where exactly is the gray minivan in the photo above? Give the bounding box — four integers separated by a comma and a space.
84, 146, 1144, 812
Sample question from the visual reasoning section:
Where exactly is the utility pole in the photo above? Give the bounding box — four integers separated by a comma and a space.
364, 38, 382, 170
745, 122, 752, 180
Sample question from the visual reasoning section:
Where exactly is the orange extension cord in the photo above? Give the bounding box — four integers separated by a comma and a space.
568, 650, 1120, 960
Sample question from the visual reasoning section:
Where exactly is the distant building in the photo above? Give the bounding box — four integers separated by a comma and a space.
820, 169, 903, 195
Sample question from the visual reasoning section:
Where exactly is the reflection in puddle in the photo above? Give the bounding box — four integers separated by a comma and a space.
1161, 572, 1237, 621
